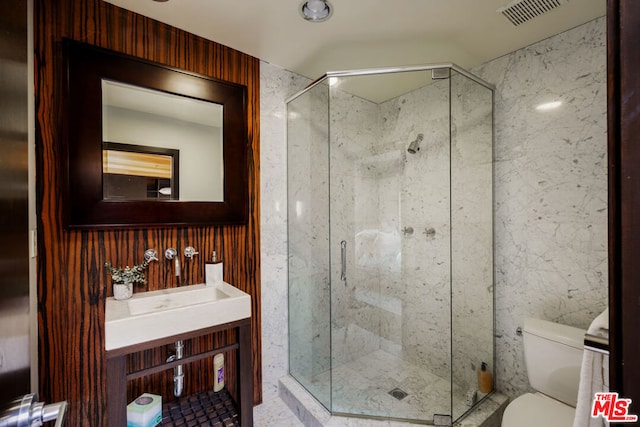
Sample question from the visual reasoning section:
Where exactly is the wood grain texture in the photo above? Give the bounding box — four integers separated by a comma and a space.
34, 0, 261, 424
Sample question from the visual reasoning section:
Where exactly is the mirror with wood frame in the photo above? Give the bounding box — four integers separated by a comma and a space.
63, 39, 248, 228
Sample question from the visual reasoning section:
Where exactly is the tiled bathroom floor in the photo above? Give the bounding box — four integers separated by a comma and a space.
255, 349, 476, 426
313, 349, 469, 421
253, 397, 305, 427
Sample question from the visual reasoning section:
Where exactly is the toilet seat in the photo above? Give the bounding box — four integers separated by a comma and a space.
501, 393, 576, 427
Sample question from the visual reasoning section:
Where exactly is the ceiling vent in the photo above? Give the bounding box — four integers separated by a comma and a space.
497, 0, 566, 26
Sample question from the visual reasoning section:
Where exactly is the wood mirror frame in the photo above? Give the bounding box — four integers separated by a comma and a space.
62, 39, 248, 228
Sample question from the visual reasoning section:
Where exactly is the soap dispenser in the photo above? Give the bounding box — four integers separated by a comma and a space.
205, 251, 223, 286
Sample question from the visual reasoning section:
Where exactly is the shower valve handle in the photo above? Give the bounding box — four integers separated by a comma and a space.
423, 227, 436, 237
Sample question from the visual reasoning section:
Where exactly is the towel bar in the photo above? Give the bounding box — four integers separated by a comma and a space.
584, 333, 609, 355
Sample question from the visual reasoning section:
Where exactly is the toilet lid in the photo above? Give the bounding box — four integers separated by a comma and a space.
502, 393, 576, 427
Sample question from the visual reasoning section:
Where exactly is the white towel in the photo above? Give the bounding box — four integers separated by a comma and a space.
573, 308, 609, 427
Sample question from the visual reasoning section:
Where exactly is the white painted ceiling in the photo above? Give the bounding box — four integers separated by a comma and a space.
104, 0, 605, 101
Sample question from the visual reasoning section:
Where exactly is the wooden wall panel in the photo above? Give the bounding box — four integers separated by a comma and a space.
34, 0, 261, 424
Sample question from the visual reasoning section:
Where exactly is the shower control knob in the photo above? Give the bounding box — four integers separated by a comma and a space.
423, 227, 436, 238
401, 226, 414, 235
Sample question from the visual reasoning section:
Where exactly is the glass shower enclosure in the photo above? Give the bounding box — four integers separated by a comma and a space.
287, 65, 494, 424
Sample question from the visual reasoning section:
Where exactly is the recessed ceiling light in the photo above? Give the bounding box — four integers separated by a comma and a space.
152, 0, 170, 2
300, 0, 333, 23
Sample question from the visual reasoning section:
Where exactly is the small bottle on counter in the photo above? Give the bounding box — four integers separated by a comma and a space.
214, 353, 224, 392
478, 362, 493, 393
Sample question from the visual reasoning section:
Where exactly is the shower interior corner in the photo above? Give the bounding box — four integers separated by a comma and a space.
286, 64, 495, 425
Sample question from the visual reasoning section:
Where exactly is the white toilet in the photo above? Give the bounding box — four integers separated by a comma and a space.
501, 318, 585, 427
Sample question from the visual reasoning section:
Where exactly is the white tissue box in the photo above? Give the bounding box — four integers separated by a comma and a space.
127, 393, 162, 427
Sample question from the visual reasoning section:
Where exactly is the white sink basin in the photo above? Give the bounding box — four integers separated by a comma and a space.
127, 286, 230, 315
105, 282, 250, 351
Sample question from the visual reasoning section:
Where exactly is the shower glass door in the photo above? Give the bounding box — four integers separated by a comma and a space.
327, 70, 452, 423
287, 80, 332, 409
287, 65, 493, 425
450, 69, 494, 420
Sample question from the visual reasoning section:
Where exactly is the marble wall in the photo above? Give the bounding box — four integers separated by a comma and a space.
473, 16, 608, 400
260, 14, 608, 410
260, 63, 310, 400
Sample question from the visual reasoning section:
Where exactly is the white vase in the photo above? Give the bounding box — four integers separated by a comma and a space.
113, 282, 133, 300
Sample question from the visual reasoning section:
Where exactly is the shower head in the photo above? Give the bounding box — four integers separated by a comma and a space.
407, 134, 424, 154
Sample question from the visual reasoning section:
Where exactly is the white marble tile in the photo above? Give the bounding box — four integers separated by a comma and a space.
279, 366, 505, 427
473, 16, 608, 401
325, 350, 453, 420
254, 397, 306, 427
260, 61, 311, 399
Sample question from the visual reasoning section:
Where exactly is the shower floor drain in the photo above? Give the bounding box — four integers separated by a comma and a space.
389, 388, 408, 400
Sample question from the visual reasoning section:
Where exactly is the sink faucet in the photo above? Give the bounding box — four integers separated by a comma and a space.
165, 248, 180, 277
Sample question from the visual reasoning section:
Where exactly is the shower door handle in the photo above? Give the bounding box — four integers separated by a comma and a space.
340, 240, 347, 284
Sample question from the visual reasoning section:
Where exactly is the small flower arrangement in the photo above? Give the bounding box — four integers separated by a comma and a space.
105, 260, 149, 286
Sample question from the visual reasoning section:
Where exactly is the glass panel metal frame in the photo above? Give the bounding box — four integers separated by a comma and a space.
287, 64, 494, 425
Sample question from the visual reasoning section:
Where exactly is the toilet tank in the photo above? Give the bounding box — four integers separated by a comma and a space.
522, 318, 585, 407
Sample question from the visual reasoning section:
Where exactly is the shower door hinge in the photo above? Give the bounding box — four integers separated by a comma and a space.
433, 414, 452, 426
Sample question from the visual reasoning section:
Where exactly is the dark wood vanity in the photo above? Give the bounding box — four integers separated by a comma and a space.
105, 318, 253, 426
